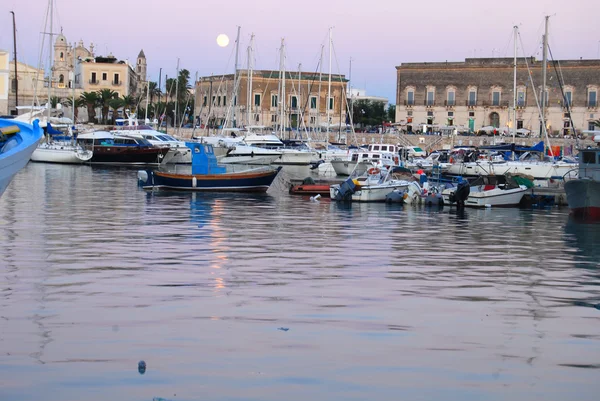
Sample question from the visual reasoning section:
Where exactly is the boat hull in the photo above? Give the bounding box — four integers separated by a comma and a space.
0, 119, 43, 197
565, 179, 600, 220
289, 184, 331, 196
88, 146, 169, 164
30, 143, 93, 164
446, 161, 578, 180
140, 167, 282, 192
273, 150, 316, 165
330, 181, 410, 202
442, 185, 528, 208
330, 160, 370, 176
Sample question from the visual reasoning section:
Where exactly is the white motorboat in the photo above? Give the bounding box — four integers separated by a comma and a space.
242, 126, 316, 165
218, 144, 282, 165
330, 167, 412, 202
442, 177, 528, 208
331, 148, 400, 176
0, 119, 43, 197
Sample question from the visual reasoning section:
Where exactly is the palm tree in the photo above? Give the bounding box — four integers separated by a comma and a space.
108, 98, 125, 124
62, 98, 85, 122
97, 89, 119, 124
148, 81, 161, 105
79, 91, 100, 123
121, 95, 136, 116
50, 96, 62, 109
593, 119, 600, 128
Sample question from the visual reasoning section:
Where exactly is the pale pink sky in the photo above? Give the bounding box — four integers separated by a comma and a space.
2, 0, 599, 102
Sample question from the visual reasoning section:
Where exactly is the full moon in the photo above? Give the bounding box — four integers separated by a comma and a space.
216, 34, 230, 47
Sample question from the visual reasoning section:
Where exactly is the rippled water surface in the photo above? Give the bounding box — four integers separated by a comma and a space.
1, 163, 599, 401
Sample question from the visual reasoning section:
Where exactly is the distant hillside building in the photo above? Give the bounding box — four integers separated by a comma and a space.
395, 57, 600, 136
194, 70, 348, 131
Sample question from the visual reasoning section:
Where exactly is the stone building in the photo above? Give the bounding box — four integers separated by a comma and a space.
194, 70, 348, 131
7, 60, 45, 113
6, 32, 147, 117
0, 50, 8, 115
395, 57, 600, 136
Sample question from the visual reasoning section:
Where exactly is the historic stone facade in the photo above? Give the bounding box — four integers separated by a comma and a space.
7, 32, 147, 118
395, 58, 600, 136
194, 70, 348, 131
0, 50, 9, 115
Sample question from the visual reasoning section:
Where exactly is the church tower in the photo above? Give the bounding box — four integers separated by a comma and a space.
53, 30, 71, 88
137, 49, 147, 87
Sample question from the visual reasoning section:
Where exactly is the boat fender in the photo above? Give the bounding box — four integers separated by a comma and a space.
251, 151, 254, 158
368, 167, 380, 175
192, 177, 197, 188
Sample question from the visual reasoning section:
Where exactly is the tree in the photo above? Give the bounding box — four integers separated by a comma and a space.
352, 100, 386, 127
594, 119, 600, 128
97, 89, 119, 124
108, 98, 125, 124
386, 104, 396, 122
50, 96, 62, 109
148, 81, 161, 105
62, 97, 85, 122
79, 91, 99, 123
121, 95, 136, 114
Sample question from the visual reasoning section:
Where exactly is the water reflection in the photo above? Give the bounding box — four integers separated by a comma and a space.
0, 164, 599, 401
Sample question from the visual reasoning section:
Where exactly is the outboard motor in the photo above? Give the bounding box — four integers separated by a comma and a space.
333, 178, 357, 201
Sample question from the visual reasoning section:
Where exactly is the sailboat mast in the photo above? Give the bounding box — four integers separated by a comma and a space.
541, 15, 549, 137
144, 81, 149, 122
317, 45, 324, 133
174, 58, 179, 133
279, 38, 286, 138
232, 26, 241, 127
246, 34, 254, 127
10, 11, 18, 108
512, 25, 517, 144
72, 43, 76, 122
349, 57, 353, 135
298, 63, 301, 133
48, 0, 54, 121
326, 27, 332, 141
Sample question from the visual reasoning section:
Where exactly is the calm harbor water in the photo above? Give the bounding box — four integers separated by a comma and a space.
1, 163, 599, 401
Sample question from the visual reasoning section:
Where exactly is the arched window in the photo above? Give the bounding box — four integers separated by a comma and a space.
60, 52, 64, 61
59, 74, 65, 84
489, 112, 500, 128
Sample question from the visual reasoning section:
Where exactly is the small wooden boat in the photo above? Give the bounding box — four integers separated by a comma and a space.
289, 183, 331, 196
138, 142, 281, 192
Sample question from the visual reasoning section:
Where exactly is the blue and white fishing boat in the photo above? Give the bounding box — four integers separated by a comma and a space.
0, 118, 44, 197
137, 142, 281, 192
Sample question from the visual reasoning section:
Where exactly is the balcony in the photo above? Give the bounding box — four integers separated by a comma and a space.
424, 100, 435, 107
89, 79, 98, 84
444, 100, 455, 108
465, 100, 477, 108
112, 81, 122, 86
586, 100, 598, 109
403, 100, 414, 107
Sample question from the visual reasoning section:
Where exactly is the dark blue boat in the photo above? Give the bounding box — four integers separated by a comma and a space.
137, 142, 281, 192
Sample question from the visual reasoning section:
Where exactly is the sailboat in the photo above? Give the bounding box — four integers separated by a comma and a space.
445, 22, 578, 181
27, 0, 93, 164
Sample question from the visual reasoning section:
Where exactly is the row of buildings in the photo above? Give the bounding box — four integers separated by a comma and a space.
2, 31, 599, 137
1, 32, 147, 117
395, 57, 600, 136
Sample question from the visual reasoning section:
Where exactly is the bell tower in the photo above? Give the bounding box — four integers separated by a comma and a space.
137, 49, 147, 85
53, 29, 70, 88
